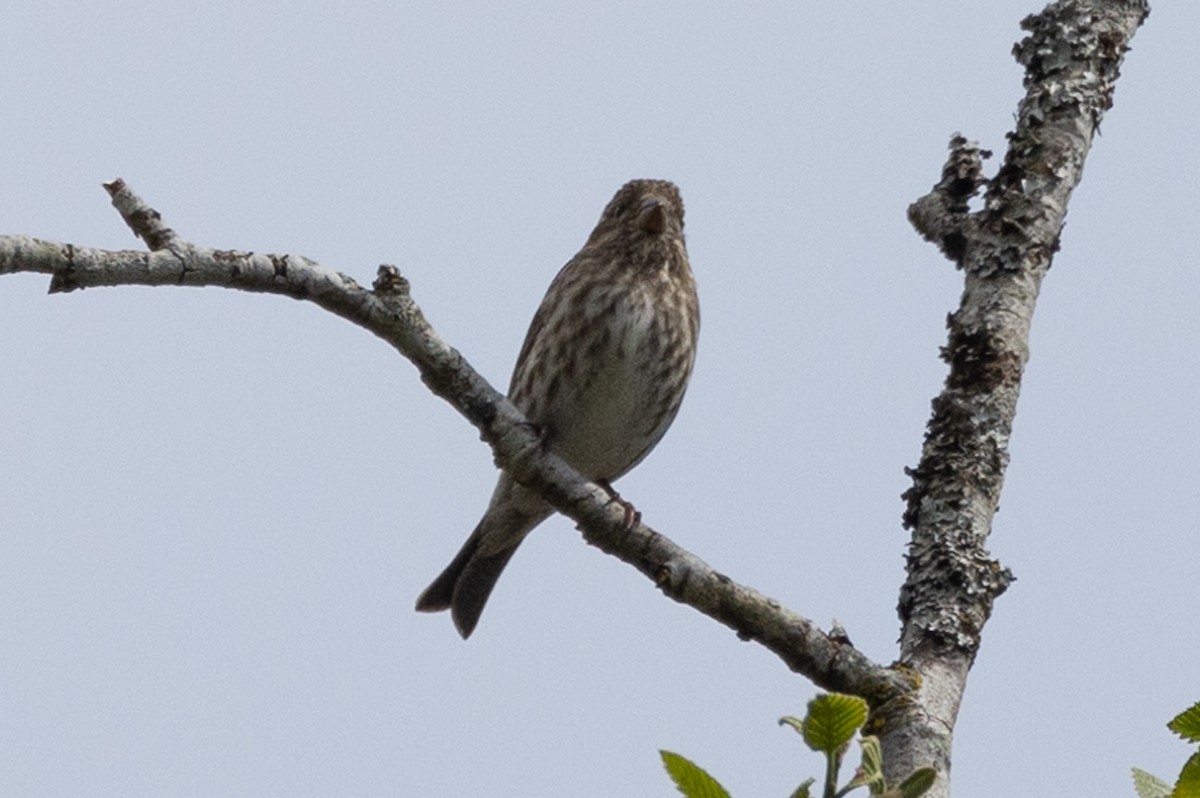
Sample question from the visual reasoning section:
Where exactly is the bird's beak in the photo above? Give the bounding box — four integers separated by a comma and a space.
636, 196, 668, 234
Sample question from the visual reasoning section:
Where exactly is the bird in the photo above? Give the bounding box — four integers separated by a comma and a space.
415, 178, 700, 638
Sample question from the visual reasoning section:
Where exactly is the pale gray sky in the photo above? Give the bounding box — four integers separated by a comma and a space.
3, 2, 1196, 796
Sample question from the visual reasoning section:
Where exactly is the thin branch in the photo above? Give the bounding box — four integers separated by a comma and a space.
0, 187, 906, 703
890, 0, 1150, 793
105, 178, 180, 250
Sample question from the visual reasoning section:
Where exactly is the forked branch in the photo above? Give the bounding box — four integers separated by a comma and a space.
0, 181, 904, 702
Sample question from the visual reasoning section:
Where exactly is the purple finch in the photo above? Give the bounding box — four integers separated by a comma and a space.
416, 179, 699, 638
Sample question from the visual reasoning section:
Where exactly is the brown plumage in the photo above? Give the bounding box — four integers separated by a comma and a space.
415, 179, 700, 638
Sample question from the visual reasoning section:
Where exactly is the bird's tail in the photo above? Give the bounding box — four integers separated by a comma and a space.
414, 520, 522, 639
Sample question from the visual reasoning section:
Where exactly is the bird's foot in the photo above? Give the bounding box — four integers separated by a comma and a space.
597, 480, 641, 530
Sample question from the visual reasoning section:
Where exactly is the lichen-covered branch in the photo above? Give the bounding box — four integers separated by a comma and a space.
0, 183, 903, 703
891, 0, 1150, 794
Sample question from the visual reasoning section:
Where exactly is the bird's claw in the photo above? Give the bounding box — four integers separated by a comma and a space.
598, 480, 640, 531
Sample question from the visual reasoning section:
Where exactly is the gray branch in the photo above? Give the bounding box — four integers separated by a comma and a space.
0, 181, 903, 702
892, 0, 1149, 794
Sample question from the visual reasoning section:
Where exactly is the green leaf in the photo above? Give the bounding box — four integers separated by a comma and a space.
788, 777, 816, 798
1174, 752, 1200, 798
859, 736, 884, 785
1169, 702, 1200, 744
779, 716, 805, 736
1132, 767, 1172, 798
844, 736, 886, 794
660, 750, 732, 798
799, 693, 869, 754
896, 767, 938, 798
